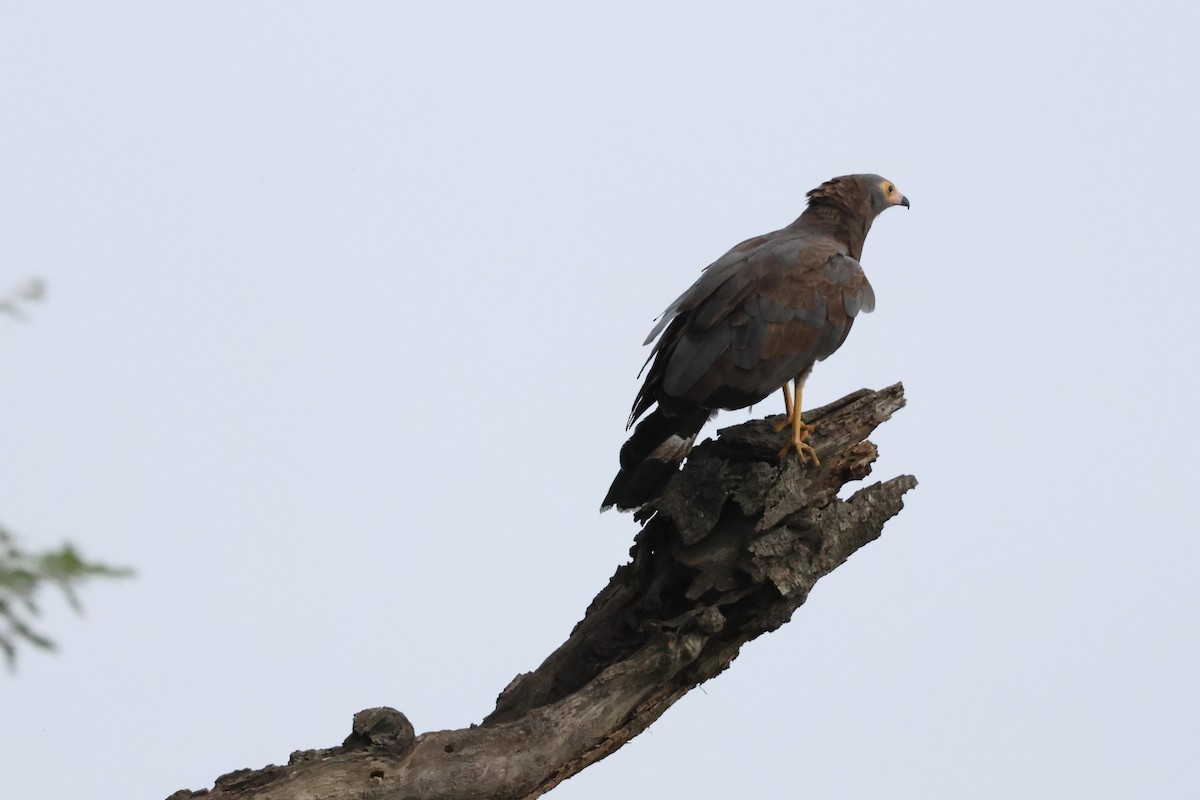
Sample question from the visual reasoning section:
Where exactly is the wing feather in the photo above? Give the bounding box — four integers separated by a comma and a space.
634, 231, 875, 415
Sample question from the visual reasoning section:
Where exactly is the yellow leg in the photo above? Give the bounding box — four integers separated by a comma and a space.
774, 383, 794, 433
777, 381, 820, 466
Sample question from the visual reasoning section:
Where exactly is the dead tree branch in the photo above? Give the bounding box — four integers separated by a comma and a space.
170, 383, 916, 800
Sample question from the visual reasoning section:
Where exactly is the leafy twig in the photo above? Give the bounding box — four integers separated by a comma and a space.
0, 525, 133, 669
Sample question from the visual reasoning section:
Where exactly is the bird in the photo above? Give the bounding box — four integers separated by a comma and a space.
601, 173, 909, 513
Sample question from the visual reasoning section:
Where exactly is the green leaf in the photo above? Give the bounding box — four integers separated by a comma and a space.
0, 524, 133, 670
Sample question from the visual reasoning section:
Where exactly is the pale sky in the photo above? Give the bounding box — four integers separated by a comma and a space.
3, 2, 1198, 798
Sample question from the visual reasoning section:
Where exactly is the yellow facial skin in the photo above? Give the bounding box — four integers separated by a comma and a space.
879, 179, 910, 208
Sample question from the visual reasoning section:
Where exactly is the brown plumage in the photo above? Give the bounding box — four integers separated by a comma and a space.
602, 174, 909, 512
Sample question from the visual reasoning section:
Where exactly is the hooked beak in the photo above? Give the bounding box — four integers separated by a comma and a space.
900, 195, 911, 209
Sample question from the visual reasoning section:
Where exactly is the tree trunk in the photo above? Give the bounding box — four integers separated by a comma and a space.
169, 383, 916, 800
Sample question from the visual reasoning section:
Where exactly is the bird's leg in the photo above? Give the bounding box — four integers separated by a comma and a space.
777, 381, 820, 466
774, 383, 794, 433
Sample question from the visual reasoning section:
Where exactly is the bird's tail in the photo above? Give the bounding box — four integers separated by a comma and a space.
601, 406, 712, 512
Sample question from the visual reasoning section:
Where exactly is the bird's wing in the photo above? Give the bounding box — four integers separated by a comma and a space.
657, 241, 874, 407
641, 231, 777, 346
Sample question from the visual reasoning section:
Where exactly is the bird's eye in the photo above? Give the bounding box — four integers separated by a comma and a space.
886, 184, 894, 194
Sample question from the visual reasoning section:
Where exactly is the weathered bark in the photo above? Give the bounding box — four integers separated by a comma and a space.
169, 384, 916, 800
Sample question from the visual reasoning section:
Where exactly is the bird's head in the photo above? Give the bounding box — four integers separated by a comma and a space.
865, 175, 910, 215
806, 174, 910, 218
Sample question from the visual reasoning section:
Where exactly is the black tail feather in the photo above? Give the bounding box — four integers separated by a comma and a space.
601, 406, 712, 512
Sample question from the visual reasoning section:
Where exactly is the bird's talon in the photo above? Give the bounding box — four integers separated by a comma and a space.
778, 419, 819, 466
801, 444, 821, 467
778, 440, 821, 466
